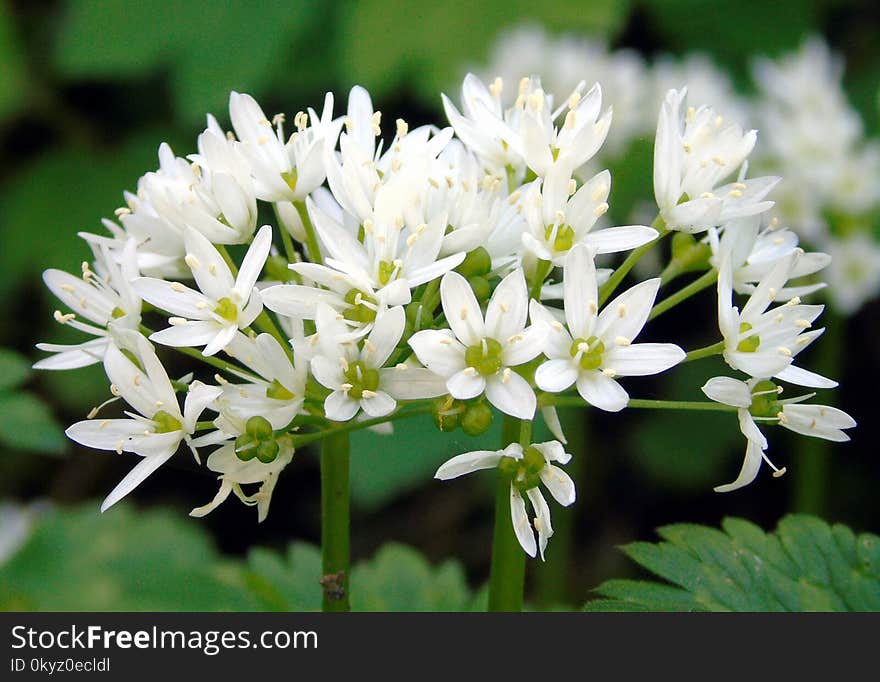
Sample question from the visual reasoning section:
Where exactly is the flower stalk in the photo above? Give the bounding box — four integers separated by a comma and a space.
320, 430, 351, 612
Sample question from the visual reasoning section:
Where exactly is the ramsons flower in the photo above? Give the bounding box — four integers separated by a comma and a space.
702, 376, 855, 491
435, 440, 576, 559
134, 224, 272, 356
409, 269, 545, 419
532, 244, 685, 411
65, 336, 221, 511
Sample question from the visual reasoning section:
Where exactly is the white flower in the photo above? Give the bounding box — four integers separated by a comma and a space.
532, 244, 685, 411
717, 247, 834, 388
653, 88, 777, 232
703, 376, 855, 491
36, 237, 142, 370
65, 336, 221, 511
708, 216, 830, 301
190, 437, 294, 523
310, 304, 446, 421
217, 332, 307, 430
229, 90, 337, 202
435, 440, 576, 559
134, 224, 272, 356
521, 166, 657, 265
409, 269, 545, 419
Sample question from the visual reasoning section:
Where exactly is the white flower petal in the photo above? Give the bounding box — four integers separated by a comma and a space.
485, 371, 536, 419
435, 449, 503, 480
183, 227, 236, 301
714, 438, 765, 493
324, 390, 360, 422
595, 278, 660, 343
485, 269, 528, 341
701, 376, 752, 408
132, 278, 212, 319
447, 369, 486, 400
535, 358, 578, 393
233, 224, 272, 299
563, 244, 598, 339
440, 270, 485, 346
576, 371, 628, 412
603, 343, 685, 377
408, 329, 466, 377
510, 487, 537, 558
380, 367, 448, 400
540, 464, 577, 506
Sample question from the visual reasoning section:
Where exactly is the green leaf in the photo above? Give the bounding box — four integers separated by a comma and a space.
0, 347, 31, 391
54, 0, 321, 122
0, 502, 260, 611
244, 542, 323, 612
586, 514, 880, 612
350, 543, 472, 612
0, 393, 66, 454
339, 0, 629, 102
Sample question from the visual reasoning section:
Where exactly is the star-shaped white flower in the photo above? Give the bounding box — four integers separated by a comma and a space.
717, 246, 834, 388
311, 304, 447, 421
532, 244, 685, 411
134, 224, 272, 356
65, 336, 221, 511
435, 440, 576, 559
409, 269, 545, 419
654, 88, 778, 232
702, 376, 855, 492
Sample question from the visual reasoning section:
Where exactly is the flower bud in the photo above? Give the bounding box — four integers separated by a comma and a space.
468, 275, 491, 302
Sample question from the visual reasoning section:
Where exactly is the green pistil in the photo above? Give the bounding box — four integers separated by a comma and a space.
343, 361, 380, 400
378, 260, 398, 286
111, 306, 126, 319
499, 446, 545, 493
465, 338, 504, 376
543, 223, 575, 252
342, 289, 377, 324
749, 380, 782, 419
214, 297, 238, 323
266, 379, 295, 401
737, 322, 760, 353
235, 415, 279, 463
152, 410, 182, 434
570, 336, 604, 371
281, 168, 298, 193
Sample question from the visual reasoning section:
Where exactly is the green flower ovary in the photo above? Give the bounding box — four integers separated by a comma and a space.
214, 297, 239, 323
544, 223, 575, 252
499, 446, 546, 492
266, 379, 295, 401
343, 361, 380, 400
737, 322, 760, 353
749, 379, 782, 419
235, 416, 279, 463
570, 336, 605, 370
111, 306, 126, 319
378, 260, 399, 286
152, 410, 182, 433
343, 289, 378, 324
465, 338, 504, 376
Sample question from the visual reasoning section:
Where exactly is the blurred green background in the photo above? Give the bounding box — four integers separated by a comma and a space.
1, 0, 879, 610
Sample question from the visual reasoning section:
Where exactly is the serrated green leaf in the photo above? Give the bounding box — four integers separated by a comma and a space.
587, 515, 880, 612
350, 543, 472, 612
0, 502, 259, 611
0, 347, 31, 391
244, 542, 322, 612
0, 393, 66, 454
55, 0, 320, 122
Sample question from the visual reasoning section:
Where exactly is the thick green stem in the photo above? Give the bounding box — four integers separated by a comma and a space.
650, 269, 718, 321
320, 431, 350, 612
488, 416, 528, 612
295, 200, 323, 265
599, 218, 668, 305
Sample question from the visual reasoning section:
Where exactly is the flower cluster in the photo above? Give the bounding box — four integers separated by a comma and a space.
37, 70, 854, 559
479, 26, 880, 316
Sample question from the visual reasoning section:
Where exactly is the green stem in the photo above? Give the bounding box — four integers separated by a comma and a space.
549, 396, 736, 412
599, 218, 668, 305
488, 416, 528, 612
216, 244, 239, 276
291, 405, 432, 447
320, 431, 350, 612
649, 269, 718, 321
295, 200, 323, 265
684, 340, 725, 363
530, 259, 552, 301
